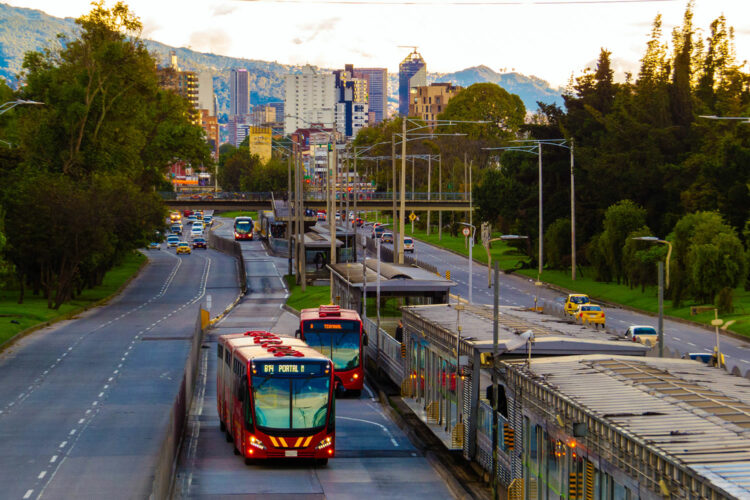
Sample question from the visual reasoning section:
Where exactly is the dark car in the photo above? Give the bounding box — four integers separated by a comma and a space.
183, 209, 194, 217
192, 237, 207, 249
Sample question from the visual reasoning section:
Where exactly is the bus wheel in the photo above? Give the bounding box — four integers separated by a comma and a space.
225, 431, 233, 443
316, 458, 329, 467
233, 444, 240, 455
244, 457, 256, 466
220, 420, 226, 431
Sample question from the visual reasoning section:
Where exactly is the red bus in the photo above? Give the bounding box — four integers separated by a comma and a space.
217, 331, 335, 465
298, 305, 367, 396
234, 216, 254, 240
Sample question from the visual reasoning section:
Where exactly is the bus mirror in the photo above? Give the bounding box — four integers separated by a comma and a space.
295, 329, 301, 338
363, 333, 369, 347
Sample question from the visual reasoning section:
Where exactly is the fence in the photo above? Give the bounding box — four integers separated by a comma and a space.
363, 316, 405, 384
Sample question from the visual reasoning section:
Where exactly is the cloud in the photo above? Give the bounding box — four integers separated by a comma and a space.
141, 18, 162, 39
295, 17, 341, 44
188, 29, 232, 55
211, 4, 237, 16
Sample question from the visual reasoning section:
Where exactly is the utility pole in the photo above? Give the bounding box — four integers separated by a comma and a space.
330, 139, 338, 302
297, 151, 306, 291
491, 261, 500, 500
464, 153, 468, 248
438, 154, 442, 241
570, 139, 576, 281
538, 141, 543, 276
288, 152, 293, 277
353, 148, 358, 231
399, 118, 406, 264
426, 154, 431, 236
392, 136, 398, 264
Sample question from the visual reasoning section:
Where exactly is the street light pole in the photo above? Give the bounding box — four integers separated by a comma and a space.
330, 139, 337, 302
538, 141, 543, 276
426, 154, 432, 236
632, 236, 673, 357
570, 139, 576, 281
288, 152, 293, 277
491, 261, 500, 500
392, 136, 398, 264
399, 118, 407, 264
460, 223, 476, 303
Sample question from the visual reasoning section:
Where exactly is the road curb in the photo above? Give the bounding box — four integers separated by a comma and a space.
0, 251, 149, 354
412, 236, 748, 342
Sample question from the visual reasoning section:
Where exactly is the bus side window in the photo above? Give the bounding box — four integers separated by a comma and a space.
217, 345, 223, 359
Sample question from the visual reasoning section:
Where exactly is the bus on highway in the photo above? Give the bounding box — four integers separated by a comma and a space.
217, 331, 335, 465
298, 305, 367, 396
233, 216, 254, 241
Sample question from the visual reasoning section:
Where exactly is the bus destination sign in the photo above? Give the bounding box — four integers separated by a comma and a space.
255, 361, 326, 377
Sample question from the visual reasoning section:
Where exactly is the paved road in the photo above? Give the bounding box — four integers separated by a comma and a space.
174, 221, 456, 499
358, 226, 750, 375
0, 245, 239, 499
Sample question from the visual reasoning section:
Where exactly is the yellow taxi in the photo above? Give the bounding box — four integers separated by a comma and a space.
626, 326, 658, 346
576, 304, 605, 328
170, 211, 182, 223
564, 294, 590, 315
176, 242, 192, 255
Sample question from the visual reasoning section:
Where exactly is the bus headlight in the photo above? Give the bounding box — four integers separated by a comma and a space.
316, 437, 333, 450
248, 435, 266, 450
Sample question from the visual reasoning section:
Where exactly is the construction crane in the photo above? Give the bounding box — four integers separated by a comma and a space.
397, 45, 420, 55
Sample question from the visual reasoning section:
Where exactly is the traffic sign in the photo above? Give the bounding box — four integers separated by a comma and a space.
409, 212, 417, 222
462, 227, 471, 237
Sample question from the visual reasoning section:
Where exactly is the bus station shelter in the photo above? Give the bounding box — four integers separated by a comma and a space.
328, 259, 455, 315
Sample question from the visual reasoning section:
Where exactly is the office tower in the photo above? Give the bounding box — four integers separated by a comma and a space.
398, 48, 426, 116
409, 83, 462, 127
250, 105, 276, 126
352, 68, 387, 123
200, 109, 219, 158
283, 65, 335, 136
334, 65, 369, 139
230, 68, 250, 117
268, 102, 285, 122
198, 72, 215, 115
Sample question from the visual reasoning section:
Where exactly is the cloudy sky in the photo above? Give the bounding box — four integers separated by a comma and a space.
5, 0, 750, 87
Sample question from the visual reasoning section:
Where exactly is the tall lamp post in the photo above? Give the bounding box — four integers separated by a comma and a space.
632, 236, 672, 357
482, 232, 529, 287
458, 222, 476, 303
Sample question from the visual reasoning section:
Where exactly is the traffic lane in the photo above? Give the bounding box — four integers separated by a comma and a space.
0, 249, 239, 499
177, 340, 454, 500
369, 232, 750, 372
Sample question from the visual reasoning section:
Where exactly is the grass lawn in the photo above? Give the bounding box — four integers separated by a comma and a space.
408, 227, 750, 338
284, 275, 331, 312
217, 210, 258, 219
0, 251, 147, 346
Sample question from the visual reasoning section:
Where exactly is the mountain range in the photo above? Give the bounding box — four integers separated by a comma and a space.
0, 2, 564, 118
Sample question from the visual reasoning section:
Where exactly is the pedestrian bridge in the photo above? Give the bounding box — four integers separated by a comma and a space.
162, 191, 473, 212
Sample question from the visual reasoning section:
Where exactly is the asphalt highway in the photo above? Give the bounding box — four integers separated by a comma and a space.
0, 242, 239, 499
358, 224, 750, 375
174, 219, 457, 499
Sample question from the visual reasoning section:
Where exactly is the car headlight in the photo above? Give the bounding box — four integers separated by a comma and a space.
316, 437, 333, 450
248, 435, 266, 450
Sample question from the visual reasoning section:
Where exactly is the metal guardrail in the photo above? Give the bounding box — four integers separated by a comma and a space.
208, 232, 247, 294
160, 191, 469, 202
363, 316, 404, 383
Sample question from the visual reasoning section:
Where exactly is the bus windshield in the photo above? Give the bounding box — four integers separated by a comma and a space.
235, 221, 252, 234
303, 320, 360, 371
252, 375, 330, 430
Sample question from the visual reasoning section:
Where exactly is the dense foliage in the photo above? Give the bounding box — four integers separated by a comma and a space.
0, 2, 211, 309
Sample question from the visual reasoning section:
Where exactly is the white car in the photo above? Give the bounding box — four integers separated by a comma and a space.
403, 237, 415, 253
191, 226, 203, 237
166, 235, 179, 248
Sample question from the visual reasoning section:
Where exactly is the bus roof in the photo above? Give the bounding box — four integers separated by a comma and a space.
219, 331, 329, 364
300, 304, 361, 322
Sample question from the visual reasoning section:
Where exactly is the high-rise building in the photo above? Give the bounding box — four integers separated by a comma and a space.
352, 68, 387, 123
250, 105, 276, 125
398, 49, 427, 116
157, 52, 199, 125
409, 83, 462, 127
268, 102, 284, 122
200, 109, 219, 159
198, 72, 215, 115
283, 65, 335, 136
228, 115, 250, 147
230, 68, 250, 117
334, 65, 369, 139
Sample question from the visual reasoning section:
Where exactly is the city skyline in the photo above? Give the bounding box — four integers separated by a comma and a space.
4, 0, 750, 88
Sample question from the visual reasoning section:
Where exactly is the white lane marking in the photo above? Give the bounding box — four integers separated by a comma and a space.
687, 342, 697, 347
98, 392, 104, 398
69, 429, 76, 436
364, 383, 377, 401
337, 415, 400, 447
38, 471, 46, 479
59, 441, 67, 448
78, 418, 85, 424
23, 489, 33, 499
85, 409, 91, 415
103, 385, 109, 390
49, 456, 57, 464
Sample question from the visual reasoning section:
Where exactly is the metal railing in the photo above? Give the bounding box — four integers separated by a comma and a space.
161, 191, 469, 203
363, 316, 404, 383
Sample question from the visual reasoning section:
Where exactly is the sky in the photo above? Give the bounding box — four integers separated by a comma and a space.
4, 0, 750, 87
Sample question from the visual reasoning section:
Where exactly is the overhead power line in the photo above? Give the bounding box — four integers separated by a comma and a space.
241, 0, 675, 5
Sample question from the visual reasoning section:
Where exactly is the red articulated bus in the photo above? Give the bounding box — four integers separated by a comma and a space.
216, 331, 335, 465
298, 305, 367, 396
234, 216, 254, 241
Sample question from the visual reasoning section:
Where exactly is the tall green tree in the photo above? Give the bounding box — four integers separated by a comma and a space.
437, 83, 525, 140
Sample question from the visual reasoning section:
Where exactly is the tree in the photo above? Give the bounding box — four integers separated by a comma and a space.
437, 83, 525, 140
544, 218, 571, 270
598, 200, 647, 284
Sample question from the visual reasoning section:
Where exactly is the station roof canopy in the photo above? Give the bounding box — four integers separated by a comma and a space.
504, 355, 750, 499
294, 231, 343, 248
401, 303, 649, 356
328, 258, 454, 293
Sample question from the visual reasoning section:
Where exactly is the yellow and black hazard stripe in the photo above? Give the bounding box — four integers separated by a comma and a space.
268, 435, 315, 449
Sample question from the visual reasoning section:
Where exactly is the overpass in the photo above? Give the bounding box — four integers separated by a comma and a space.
163, 192, 473, 212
